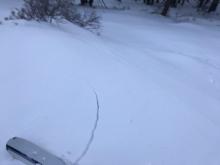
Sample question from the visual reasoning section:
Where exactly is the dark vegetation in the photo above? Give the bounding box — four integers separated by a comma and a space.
6, 0, 100, 29
5, 0, 219, 27
80, 0, 219, 16
143, 0, 220, 16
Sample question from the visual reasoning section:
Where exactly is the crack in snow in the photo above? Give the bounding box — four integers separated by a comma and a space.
73, 91, 100, 165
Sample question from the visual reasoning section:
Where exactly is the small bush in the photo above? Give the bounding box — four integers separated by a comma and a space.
7, 0, 100, 29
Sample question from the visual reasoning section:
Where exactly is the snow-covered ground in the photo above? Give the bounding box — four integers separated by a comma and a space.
0, 1, 220, 165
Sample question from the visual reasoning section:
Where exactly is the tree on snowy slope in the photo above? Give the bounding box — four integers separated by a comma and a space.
142, 0, 220, 16
208, 0, 220, 12
161, 0, 172, 16
197, 0, 219, 12
80, 0, 94, 7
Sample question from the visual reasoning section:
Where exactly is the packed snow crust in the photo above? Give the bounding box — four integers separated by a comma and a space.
0, 1, 220, 165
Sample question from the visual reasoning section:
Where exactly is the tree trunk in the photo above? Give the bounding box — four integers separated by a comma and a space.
208, 0, 219, 12
150, 0, 154, 5
181, 0, 185, 6
80, 0, 88, 5
197, 0, 205, 8
161, 0, 171, 16
171, 0, 177, 7
89, 0, 94, 6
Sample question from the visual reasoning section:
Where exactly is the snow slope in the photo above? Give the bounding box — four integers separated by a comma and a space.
0, 1, 220, 165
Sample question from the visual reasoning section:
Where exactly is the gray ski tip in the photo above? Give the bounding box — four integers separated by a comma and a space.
6, 137, 66, 165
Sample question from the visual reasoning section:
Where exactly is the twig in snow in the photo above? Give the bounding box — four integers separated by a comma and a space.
73, 91, 100, 165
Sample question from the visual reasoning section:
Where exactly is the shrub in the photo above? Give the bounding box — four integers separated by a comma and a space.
6, 0, 100, 29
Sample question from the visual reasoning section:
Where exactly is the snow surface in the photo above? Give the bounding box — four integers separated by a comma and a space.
0, 1, 220, 165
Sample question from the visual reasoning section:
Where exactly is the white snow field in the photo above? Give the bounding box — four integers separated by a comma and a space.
1, 1, 220, 165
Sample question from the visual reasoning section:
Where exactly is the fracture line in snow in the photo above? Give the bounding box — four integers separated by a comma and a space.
73, 91, 100, 165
